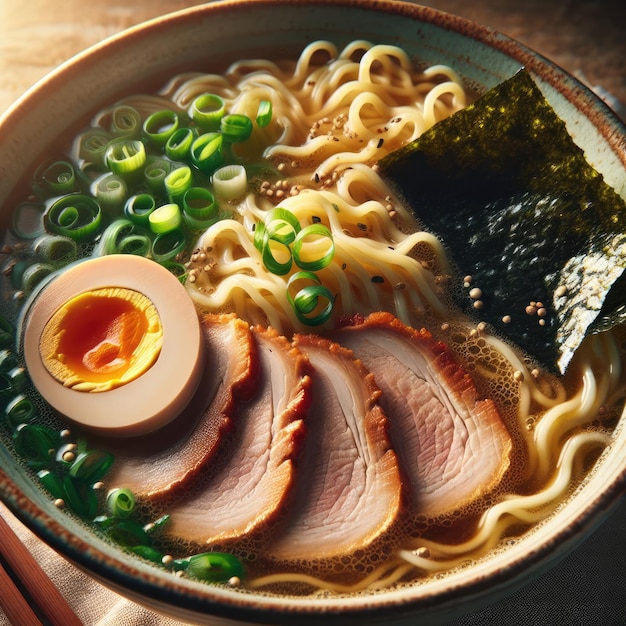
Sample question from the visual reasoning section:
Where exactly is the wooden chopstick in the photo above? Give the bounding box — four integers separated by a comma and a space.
0, 512, 83, 626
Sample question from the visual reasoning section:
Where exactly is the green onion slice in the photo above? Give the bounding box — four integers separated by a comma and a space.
164, 165, 194, 203
33, 234, 78, 263
74, 127, 113, 168
63, 475, 98, 519
151, 228, 187, 263
124, 194, 156, 226
174, 552, 245, 583
256, 99, 272, 127
12, 201, 45, 240
69, 450, 114, 484
106, 487, 135, 518
287, 271, 334, 326
4, 394, 36, 427
20, 262, 54, 293
165, 127, 196, 161
44, 194, 102, 242
220, 113, 253, 143
212, 164, 247, 200
105, 139, 147, 179
109, 105, 142, 137
93, 219, 151, 257
292, 224, 334, 271
182, 187, 217, 220
144, 158, 173, 195
189, 94, 226, 131
149, 203, 182, 234
142, 110, 180, 146
13, 424, 57, 463
33, 160, 77, 198
90, 172, 128, 213
190, 132, 223, 174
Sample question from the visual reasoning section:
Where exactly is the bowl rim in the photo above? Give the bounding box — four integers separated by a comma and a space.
1, 0, 625, 623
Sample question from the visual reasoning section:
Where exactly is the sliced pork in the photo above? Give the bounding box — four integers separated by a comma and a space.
265, 334, 404, 576
99, 313, 257, 500
163, 326, 310, 548
335, 311, 512, 519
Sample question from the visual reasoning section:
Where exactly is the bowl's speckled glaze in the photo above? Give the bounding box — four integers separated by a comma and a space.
0, 2, 625, 624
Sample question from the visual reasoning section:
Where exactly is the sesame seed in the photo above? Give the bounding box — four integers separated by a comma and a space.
538, 319, 546, 326
162, 555, 174, 565
513, 370, 524, 382
537, 307, 547, 317
464, 275, 473, 284
502, 315, 511, 324
54, 498, 65, 509
473, 300, 484, 310
441, 323, 450, 331
555, 285, 567, 297
525, 305, 537, 315
469, 287, 482, 300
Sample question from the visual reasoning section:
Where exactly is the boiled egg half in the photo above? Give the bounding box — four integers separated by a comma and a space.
23, 255, 204, 437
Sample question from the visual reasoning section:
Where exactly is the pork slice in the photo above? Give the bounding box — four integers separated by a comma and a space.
335, 311, 512, 519
265, 334, 404, 575
163, 326, 310, 548
99, 313, 257, 500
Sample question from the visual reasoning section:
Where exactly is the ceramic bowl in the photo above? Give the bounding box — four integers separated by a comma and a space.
1, 1, 625, 624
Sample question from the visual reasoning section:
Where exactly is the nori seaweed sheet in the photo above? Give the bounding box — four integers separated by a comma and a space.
379, 69, 626, 373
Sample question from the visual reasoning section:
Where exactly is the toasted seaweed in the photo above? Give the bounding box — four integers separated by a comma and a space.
379, 69, 626, 373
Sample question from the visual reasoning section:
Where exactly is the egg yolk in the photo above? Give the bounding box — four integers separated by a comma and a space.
40, 287, 163, 392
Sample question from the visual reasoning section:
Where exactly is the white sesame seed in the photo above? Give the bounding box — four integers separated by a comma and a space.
502, 315, 512, 324
469, 287, 482, 300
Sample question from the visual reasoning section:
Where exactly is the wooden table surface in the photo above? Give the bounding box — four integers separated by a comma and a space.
0, 0, 625, 120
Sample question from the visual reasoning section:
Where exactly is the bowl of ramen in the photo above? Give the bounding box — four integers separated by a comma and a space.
0, 0, 625, 624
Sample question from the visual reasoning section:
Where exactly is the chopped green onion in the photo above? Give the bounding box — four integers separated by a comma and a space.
220, 114, 253, 143
292, 224, 334, 271
107, 519, 151, 547
287, 271, 334, 326
33, 160, 77, 198
189, 94, 226, 131
144, 158, 173, 195
151, 228, 187, 263
45, 193, 102, 242
146, 514, 170, 534
37, 469, 65, 499
130, 545, 165, 564
109, 105, 142, 138
124, 194, 156, 226
262, 238, 292, 275
106, 487, 135, 518
105, 139, 147, 180
177, 552, 245, 583
182, 187, 217, 220
0, 350, 17, 373
264, 208, 301, 245
256, 99, 272, 127
4, 394, 36, 427
11, 201, 45, 240
69, 450, 114, 484
13, 424, 57, 463
164, 165, 194, 203
212, 164, 247, 200
90, 172, 128, 213
93, 219, 151, 257
190, 132, 223, 174
20, 262, 55, 293
0, 318, 11, 349
165, 127, 197, 161
149, 203, 182, 234
74, 127, 113, 168
33, 234, 78, 263
142, 110, 180, 146
5, 366, 27, 392
63, 474, 98, 519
